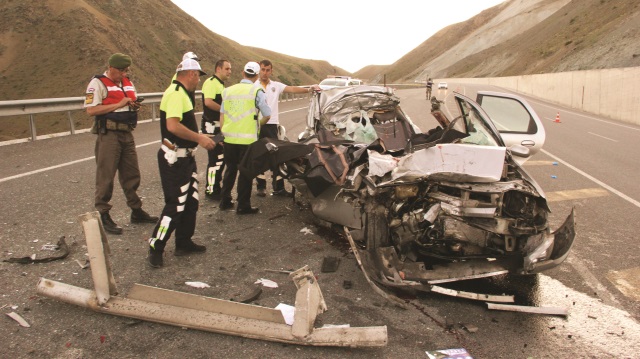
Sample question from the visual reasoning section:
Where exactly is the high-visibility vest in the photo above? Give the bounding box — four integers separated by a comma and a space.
159, 81, 198, 149
221, 83, 262, 145
94, 75, 138, 125
95, 75, 137, 104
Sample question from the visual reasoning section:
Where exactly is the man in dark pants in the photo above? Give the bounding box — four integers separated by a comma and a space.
254, 59, 321, 197
84, 53, 158, 234
201, 59, 232, 200
147, 58, 216, 268
218, 62, 271, 215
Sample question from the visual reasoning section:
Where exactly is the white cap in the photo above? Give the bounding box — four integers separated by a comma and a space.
182, 51, 199, 61
176, 58, 207, 76
244, 61, 260, 76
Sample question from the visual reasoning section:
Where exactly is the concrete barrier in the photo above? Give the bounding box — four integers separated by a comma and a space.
442, 66, 640, 126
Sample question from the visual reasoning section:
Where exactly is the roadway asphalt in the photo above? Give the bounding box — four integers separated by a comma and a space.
1, 87, 639, 358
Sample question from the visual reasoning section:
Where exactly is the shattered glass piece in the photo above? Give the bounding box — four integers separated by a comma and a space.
185, 281, 210, 289
255, 278, 278, 288
425, 348, 474, 359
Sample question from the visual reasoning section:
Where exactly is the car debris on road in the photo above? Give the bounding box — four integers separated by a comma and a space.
36, 211, 388, 347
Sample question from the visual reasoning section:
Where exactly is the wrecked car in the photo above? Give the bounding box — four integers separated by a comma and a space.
246, 85, 576, 292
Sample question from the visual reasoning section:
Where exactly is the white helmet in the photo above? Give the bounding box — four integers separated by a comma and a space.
182, 51, 199, 61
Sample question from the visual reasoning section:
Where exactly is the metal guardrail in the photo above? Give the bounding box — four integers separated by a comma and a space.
0, 90, 311, 142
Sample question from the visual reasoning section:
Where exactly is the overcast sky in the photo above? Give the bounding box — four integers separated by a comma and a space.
171, 0, 506, 73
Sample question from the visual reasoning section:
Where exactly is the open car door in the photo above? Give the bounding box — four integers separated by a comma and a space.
475, 91, 546, 164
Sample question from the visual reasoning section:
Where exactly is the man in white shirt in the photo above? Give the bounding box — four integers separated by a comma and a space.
254, 59, 320, 197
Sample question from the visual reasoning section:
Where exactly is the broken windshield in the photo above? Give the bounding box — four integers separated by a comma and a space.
452, 97, 500, 147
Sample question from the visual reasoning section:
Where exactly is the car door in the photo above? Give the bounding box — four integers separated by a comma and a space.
475, 91, 546, 162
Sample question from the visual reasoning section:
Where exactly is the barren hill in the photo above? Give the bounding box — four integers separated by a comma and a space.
356, 0, 640, 83
0, 0, 345, 101
2, 0, 639, 140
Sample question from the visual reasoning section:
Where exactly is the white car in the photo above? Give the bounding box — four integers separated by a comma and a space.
261, 86, 574, 291
319, 77, 349, 90
319, 76, 363, 90
438, 82, 448, 89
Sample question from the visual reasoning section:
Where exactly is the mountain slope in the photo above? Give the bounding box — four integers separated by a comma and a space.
0, 0, 344, 101
443, 0, 640, 78
2, 0, 639, 140
363, 0, 640, 83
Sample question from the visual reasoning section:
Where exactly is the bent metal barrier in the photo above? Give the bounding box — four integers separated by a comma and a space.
36, 212, 387, 347
0, 90, 311, 143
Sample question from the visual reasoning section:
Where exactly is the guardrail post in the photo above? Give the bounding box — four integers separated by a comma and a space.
67, 111, 75, 135
29, 114, 37, 141
152, 103, 157, 121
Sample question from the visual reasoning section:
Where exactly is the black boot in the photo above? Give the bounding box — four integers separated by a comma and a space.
101, 212, 123, 235
219, 200, 235, 211
131, 208, 159, 224
174, 241, 207, 256
147, 248, 164, 268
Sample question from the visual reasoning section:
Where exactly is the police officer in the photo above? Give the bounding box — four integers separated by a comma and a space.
84, 53, 158, 235
201, 59, 232, 200
147, 58, 216, 268
218, 62, 271, 215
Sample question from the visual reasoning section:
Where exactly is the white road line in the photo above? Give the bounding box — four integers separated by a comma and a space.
0, 140, 160, 184
587, 132, 618, 142
541, 148, 640, 208
280, 107, 307, 114
0, 106, 307, 183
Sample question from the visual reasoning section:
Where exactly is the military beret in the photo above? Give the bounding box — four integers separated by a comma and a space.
108, 53, 132, 68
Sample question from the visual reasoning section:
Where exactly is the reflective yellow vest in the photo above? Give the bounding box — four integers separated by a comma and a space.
221, 83, 263, 145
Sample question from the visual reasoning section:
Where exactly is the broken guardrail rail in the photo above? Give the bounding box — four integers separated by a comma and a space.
36, 211, 387, 347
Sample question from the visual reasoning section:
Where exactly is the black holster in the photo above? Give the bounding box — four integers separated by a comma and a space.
99, 118, 107, 134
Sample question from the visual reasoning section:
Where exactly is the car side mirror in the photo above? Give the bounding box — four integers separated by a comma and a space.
509, 144, 531, 158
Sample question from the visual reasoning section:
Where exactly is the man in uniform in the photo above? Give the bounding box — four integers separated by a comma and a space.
147, 58, 216, 268
426, 77, 434, 100
84, 53, 158, 235
201, 59, 232, 200
171, 51, 199, 84
218, 62, 271, 214
254, 59, 320, 197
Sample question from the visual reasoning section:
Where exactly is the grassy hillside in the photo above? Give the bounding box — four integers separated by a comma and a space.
0, 0, 347, 101
353, 65, 389, 84
0, 0, 350, 139
246, 47, 350, 86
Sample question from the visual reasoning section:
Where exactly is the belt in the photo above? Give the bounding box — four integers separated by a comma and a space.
105, 120, 133, 132
161, 139, 197, 158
